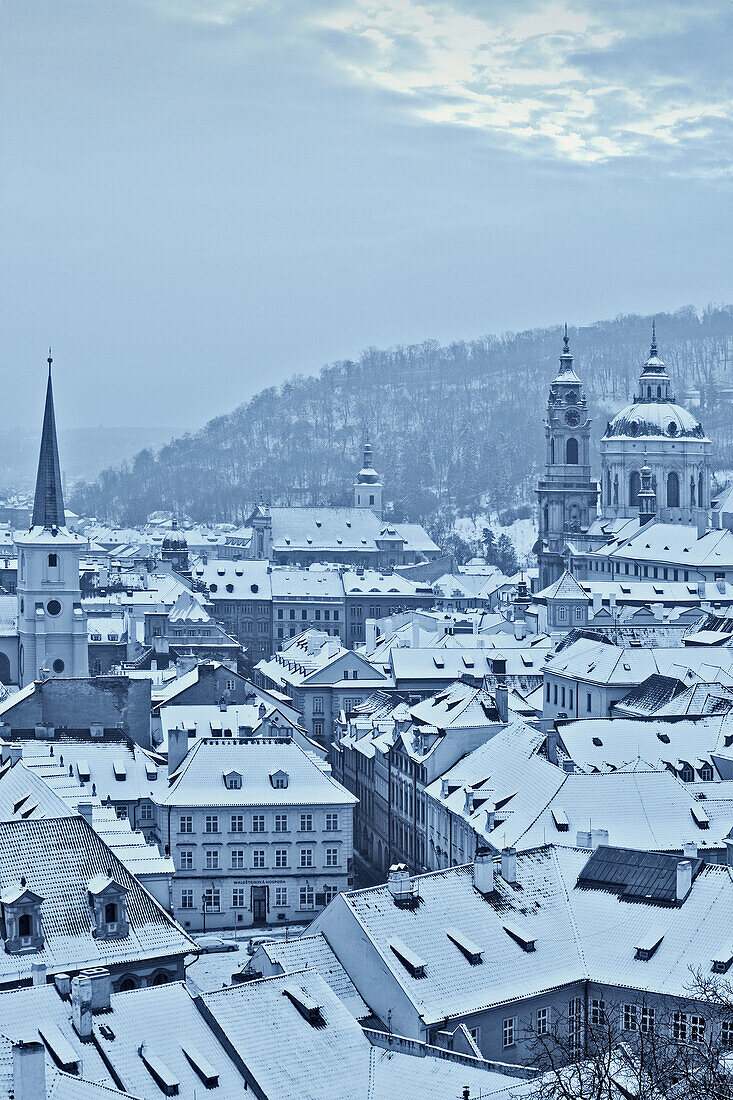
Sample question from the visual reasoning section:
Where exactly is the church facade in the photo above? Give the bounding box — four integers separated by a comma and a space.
535, 327, 712, 589
0, 356, 89, 686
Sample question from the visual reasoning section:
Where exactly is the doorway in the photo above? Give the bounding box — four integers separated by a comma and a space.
251, 886, 268, 925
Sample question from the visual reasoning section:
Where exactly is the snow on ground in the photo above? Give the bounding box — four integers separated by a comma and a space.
454, 513, 538, 564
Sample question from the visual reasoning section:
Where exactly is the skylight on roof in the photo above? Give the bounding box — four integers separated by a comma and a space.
503, 922, 536, 953
446, 927, 483, 965
282, 983, 325, 1024
389, 937, 426, 978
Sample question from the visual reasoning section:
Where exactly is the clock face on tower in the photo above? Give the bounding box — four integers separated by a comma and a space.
565, 408, 581, 427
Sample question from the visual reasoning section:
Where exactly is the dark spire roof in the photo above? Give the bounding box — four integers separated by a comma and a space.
31, 351, 65, 529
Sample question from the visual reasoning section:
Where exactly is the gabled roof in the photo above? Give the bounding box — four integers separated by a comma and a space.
249, 933, 370, 1020
540, 570, 590, 601
0, 816, 194, 983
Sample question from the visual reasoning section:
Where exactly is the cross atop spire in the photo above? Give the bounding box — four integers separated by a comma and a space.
31, 352, 65, 530
563, 322, 570, 356
650, 320, 657, 356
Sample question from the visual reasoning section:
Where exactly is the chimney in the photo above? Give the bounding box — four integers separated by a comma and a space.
514, 614, 526, 642
12, 1039, 46, 1100
411, 619, 420, 648
387, 864, 411, 902
77, 802, 94, 829
576, 830, 592, 848
592, 591, 602, 616
0, 742, 22, 766
32, 962, 46, 987
501, 847, 517, 884
54, 973, 71, 999
167, 727, 189, 776
365, 619, 378, 653
676, 859, 692, 903
485, 804, 495, 832
725, 838, 733, 867
495, 683, 508, 724
71, 976, 93, 1040
464, 789, 475, 814
683, 841, 698, 860
440, 778, 450, 798
546, 728, 559, 766
591, 828, 609, 849
473, 846, 494, 895
697, 581, 706, 600
219, 698, 227, 712
80, 968, 111, 1012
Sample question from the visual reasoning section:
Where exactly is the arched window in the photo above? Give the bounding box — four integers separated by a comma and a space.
105, 902, 118, 924
18, 913, 32, 938
667, 471, 680, 508
605, 471, 611, 502
656, 385, 661, 399
550, 438, 555, 463
118, 977, 136, 992
690, 477, 696, 506
566, 437, 578, 464
698, 471, 704, 508
613, 474, 619, 505
48, 553, 57, 568
629, 471, 641, 508
647, 386, 652, 399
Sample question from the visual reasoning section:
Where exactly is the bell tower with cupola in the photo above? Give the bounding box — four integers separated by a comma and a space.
535, 328, 599, 589
354, 441, 383, 517
15, 354, 88, 686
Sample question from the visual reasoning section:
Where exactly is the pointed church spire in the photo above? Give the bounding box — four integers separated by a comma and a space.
31, 350, 66, 529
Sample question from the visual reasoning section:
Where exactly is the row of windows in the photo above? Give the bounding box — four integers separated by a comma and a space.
179, 812, 340, 833
181, 847, 341, 870
278, 608, 340, 621
179, 884, 338, 911
546, 681, 575, 710
555, 605, 584, 622
604, 469, 706, 510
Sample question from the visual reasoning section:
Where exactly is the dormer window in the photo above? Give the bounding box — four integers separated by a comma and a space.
1, 880, 45, 953
224, 771, 242, 790
88, 874, 129, 940
270, 770, 289, 789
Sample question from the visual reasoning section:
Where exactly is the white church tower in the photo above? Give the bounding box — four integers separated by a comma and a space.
353, 441, 383, 517
15, 353, 88, 686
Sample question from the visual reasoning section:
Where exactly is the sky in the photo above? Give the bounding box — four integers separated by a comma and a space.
1, 0, 731, 439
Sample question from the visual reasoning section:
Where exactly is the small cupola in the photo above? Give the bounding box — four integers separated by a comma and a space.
87, 872, 129, 940
1, 877, 45, 953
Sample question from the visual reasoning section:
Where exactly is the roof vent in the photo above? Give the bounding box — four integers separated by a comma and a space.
446, 927, 483, 965
503, 922, 536, 953
635, 935, 663, 961
712, 949, 733, 974
551, 807, 569, 832
182, 1044, 219, 1088
282, 984, 324, 1025
389, 936, 426, 978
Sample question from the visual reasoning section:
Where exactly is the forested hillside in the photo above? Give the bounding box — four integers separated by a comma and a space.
72, 306, 733, 533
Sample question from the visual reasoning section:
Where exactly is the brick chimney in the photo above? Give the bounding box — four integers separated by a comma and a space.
676, 859, 692, 903
71, 976, 93, 1040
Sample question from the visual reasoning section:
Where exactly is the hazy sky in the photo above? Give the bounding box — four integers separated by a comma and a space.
1, 0, 731, 436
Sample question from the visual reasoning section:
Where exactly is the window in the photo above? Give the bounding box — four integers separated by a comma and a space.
590, 998, 606, 1026
224, 772, 242, 790
139, 804, 153, 821
313, 696, 324, 714
315, 610, 321, 621
232, 888, 246, 908
326, 847, 339, 867
179, 850, 194, 871
180, 889, 194, 909
300, 813, 313, 832
230, 814, 246, 835
586, 692, 592, 713
289, 610, 295, 619
568, 997, 583, 1057
640, 1005, 655, 1034
277, 609, 284, 619
673, 1012, 688, 1042
180, 815, 193, 834
537, 1007, 550, 1035
557, 605, 567, 622
502, 1017, 516, 1048
299, 885, 315, 910
721, 1020, 733, 1048
275, 887, 288, 907
334, 610, 339, 621
203, 888, 220, 913
667, 471, 680, 508
205, 815, 219, 833
629, 470, 641, 508
690, 1016, 705, 1044
700, 764, 714, 781
275, 813, 288, 832
623, 1004, 638, 1031
546, 682, 551, 702
275, 848, 288, 868
115, 806, 127, 820
231, 849, 245, 869
313, 721, 323, 739
680, 765, 694, 783
48, 553, 58, 568
324, 885, 338, 903
300, 848, 313, 868
205, 849, 219, 870
325, 813, 339, 831
253, 849, 266, 868
252, 814, 265, 832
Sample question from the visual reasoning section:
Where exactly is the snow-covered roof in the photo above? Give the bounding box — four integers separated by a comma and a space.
250, 933, 370, 1020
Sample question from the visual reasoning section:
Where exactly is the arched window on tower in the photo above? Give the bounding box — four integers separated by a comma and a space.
566, 437, 578, 464
550, 438, 555, 464
648, 386, 652, 399
657, 385, 661, 399
667, 471, 680, 509
543, 504, 549, 532
690, 477, 696, 506
698, 471, 704, 508
629, 471, 641, 508
613, 474, 619, 505
605, 471, 611, 503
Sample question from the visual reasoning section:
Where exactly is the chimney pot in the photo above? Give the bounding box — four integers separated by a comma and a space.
12, 1039, 46, 1100
501, 847, 517, 884
676, 859, 693, 903
54, 973, 71, 999
683, 841, 697, 860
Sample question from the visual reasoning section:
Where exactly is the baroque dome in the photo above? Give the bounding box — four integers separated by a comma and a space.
605, 401, 706, 440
